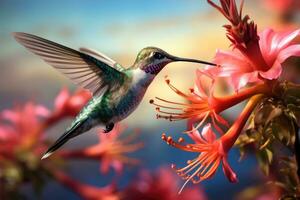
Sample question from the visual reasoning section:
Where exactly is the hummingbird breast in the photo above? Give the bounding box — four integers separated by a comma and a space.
110, 69, 153, 122
80, 69, 153, 125
112, 84, 148, 122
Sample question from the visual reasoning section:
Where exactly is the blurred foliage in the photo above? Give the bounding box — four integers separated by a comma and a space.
235, 81, 300, 199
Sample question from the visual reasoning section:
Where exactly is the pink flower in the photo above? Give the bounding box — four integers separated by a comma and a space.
207, 0, 300, 91
122, 167, 207, 200
59, 124, 143, 174
208, 28, 300, 90
0, 102, 50, 151
162, 95, 264, 192
47, 88, 91, 125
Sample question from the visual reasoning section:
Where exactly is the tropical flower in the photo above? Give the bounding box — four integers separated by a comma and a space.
0, 102, 50, 152
207, 28, 300, 91
47, 88, 91, 125
150, 72, 228, 133
59, 124, 143, 174
121, 167, 207, 200
0, 103, 52, 198
206, 0, 300, 91
151, 71, 269, 132
162, 95, 263, 192
0, 91, 141, 199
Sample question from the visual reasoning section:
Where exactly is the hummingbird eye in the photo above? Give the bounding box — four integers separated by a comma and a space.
153, 52, 164, 60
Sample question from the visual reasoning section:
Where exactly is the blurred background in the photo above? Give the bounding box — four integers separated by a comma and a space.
0, 0, 299, 199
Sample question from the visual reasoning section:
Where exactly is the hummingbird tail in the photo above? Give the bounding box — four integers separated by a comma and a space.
41, 120, 87, 160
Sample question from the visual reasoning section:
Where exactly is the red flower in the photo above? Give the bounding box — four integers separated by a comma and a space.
0, 102, 50, 152
152, 71, 269, 132
162, 95, 263, 192
59, 124, 143, 174
53, 170, 118, 200
122, 167, 207, 200
151, 73, 228, 133
48, 88, 91, 124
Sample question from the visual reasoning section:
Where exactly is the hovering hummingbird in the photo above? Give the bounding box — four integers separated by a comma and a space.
13, 32, 217, 159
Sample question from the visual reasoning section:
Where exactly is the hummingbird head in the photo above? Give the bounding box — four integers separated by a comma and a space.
134, 47, 217, 75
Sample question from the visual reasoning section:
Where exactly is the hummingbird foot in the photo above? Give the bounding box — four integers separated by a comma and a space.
103, 122, 114, 133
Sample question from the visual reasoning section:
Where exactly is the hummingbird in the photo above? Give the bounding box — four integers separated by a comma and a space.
12, 32, 217, 159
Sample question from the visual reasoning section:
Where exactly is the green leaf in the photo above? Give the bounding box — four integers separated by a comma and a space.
256, 148, 273, 175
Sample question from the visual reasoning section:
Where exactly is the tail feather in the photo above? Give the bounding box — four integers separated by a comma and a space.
42, 120, 86, 160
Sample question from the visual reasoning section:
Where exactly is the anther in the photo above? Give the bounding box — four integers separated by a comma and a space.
178, 137, 185, 143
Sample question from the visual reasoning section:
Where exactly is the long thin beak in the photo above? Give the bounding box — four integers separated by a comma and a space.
169, 55, 217, 66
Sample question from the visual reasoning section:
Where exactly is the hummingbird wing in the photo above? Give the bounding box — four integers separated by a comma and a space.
79, 47, 126, 72
12, 32, 125, 96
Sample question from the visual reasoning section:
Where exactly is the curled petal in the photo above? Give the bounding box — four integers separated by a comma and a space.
259, 61, 282, 80
276, 29, 300, 51
277, 44, 300, 63
260, 29, 300, 65
222, 156, 238, 183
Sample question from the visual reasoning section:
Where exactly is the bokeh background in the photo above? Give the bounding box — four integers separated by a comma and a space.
0, 0, 299, 199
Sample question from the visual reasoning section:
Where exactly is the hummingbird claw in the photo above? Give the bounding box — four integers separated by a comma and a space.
103, 122, 114, 133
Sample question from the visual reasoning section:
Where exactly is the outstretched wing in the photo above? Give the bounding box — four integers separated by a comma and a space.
79, 47, 126, 72
12, 32, 125, 96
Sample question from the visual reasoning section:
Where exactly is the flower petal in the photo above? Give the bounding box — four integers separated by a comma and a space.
201, 124, 216, 143
188, 127, 206, 144
194, 70, 211, 98
277, 29, 300, 51
277, 44, 300, 63
222, 157, 238, 183
35, 105, 50, 117
260, 29, 300, 65
54, 88, 69, 111
231, 72, 258, 91
259, 28, 274, 59
259, 60, 282, 80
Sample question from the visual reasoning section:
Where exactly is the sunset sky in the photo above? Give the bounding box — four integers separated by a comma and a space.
0, 1, 277, 128
0, 1, 296, 199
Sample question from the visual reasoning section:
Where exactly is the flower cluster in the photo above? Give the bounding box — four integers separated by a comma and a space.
152, 0, 300, 195
0, 88, 142, 199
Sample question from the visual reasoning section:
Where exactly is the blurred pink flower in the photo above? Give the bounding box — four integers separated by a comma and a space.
47, 88, 91, 124
59, 124, 143, 174
208, 28, 300, 90
121, 167, 207, 200
53, 170, 118, 200
0, 102, 50, 152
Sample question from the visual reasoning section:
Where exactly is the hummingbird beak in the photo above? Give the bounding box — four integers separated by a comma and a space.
168, 55, 217, 66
